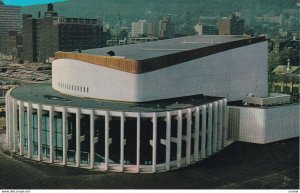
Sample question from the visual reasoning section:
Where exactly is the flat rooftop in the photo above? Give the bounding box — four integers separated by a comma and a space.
55, 35, 266, 74
10, 83, 222, 112
82, 35, 264, 60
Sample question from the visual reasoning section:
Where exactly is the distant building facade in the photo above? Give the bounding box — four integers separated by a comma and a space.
270, 64, 299, 97
147, 21, 158, 37
23, 3, 103, 63
0, 31, 22, 58
194, 23, 218, 35
131, 20, 148, 37
158, 16, 175, 39
131, 19, 169, 39
130, 16, 175, 40
218, 14, 245, 35
0, 1, 22, 56
0, 1, 21, 35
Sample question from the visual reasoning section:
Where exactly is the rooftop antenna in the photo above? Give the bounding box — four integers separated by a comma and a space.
287, 58, 290, 71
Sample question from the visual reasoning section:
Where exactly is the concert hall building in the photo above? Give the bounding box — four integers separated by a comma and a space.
5, 35, 268, 173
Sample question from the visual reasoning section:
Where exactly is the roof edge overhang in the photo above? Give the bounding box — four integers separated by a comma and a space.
54, 52, 142, 73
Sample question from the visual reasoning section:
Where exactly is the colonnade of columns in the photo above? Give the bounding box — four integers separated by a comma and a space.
6, 93, 228, 173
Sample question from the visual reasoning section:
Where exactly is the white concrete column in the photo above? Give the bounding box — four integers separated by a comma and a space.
6, 98, 10, 149
62, 108, 67, 165
222, 99, 228, 147
120, 112, 125, 172
212, 102, 218, 153
186, 109, 192, 164
12, 99, 17, 152
165, 112, 171, 170
7, 97, 13, 149
207, 103, 213, 156
136, 113, 141, 172
27, 103, 32, 158
151, 113, 157, 173
217, 100, 223, 150
104, 111, 109, 171
200, 105, 207, 159
194, 107, 200, 162
176, 110, 182, 168
19, 102, 24, 156
49, 106, 54, 163
90, 110, 95, 169
37, 104, 42, 161
5, 95, 9, 149
76, 108, 81, 167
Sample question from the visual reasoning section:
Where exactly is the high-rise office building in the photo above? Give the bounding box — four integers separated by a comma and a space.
147, 22, 158, 36
23, 3, 103, 63
218, 14, 245, 35
158, 16, 175, 39
194, 23, 218, 35
131, 20, 148, 37
0, 0, 21, 35
0, 0, 22, 56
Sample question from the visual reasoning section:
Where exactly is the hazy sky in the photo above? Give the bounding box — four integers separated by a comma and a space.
3, 0, 66, 6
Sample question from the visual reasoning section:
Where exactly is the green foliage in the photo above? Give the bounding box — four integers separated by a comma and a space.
21, 0, 298, 25
118, 29, 128, 40
278, 49, 299, 67
268, 51, 281, 72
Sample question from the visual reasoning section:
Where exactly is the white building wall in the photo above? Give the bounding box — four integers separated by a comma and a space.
52, 42, 268, 102
238, 107, 265, 143
52, 59, 139, 102
137, 42, 267, 101
228, 104, 299, 144
264, 104, 299, 143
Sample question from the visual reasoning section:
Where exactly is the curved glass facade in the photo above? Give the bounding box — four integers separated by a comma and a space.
6, 89, 230, 173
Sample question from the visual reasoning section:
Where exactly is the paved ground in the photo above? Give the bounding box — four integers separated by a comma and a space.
0, 133, 298, 189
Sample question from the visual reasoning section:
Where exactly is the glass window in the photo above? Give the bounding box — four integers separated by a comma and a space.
54, 116, 63, 148
54, 116, 63, 160
42, 115, 50, 157
24, 111, 28, 151
32, 113, 38, 155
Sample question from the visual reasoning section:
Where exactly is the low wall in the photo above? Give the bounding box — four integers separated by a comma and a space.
228, 104, 299, 144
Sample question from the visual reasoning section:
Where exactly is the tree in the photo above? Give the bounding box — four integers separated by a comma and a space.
119, 29, 129, 40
